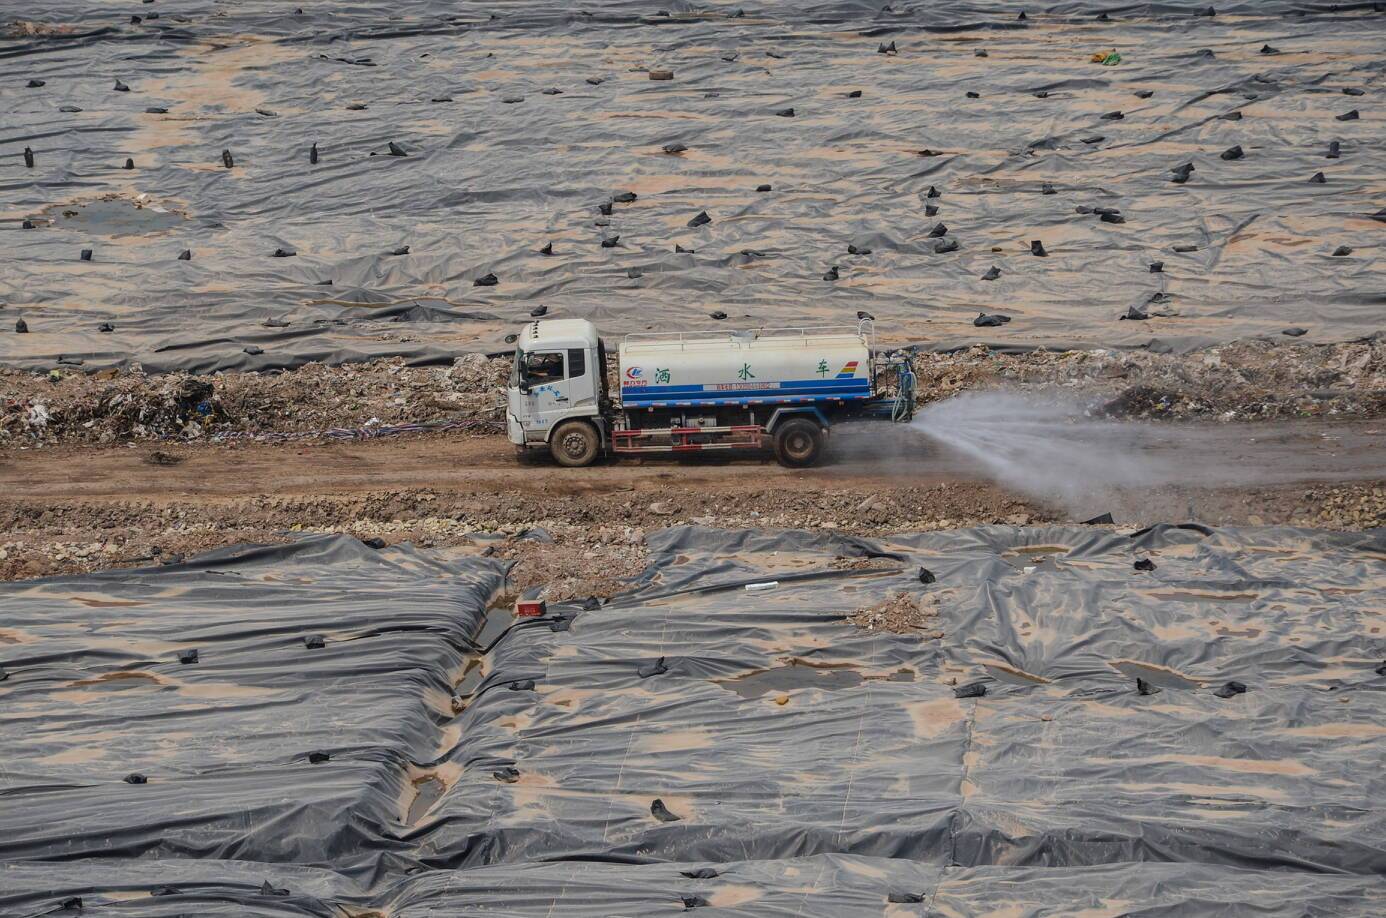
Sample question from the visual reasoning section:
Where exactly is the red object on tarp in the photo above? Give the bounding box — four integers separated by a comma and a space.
515, 599, 546, 618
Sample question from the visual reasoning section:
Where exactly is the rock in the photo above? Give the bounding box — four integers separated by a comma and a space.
648, 501, 675, 516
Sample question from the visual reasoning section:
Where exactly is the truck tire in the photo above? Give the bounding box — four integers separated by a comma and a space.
773, 418, 824, 468
550, 420, 600, 467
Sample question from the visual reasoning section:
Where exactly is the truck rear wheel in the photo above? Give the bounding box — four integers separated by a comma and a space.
550, 420, 600, 467
773, 418, 824, 468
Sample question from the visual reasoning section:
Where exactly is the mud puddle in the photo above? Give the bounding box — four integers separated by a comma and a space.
474, 599, 517, 650
37, 198, 186, 236
983, 661, 1051, 685
1146, 590, 1259, 603
716, 660, 913, 699
405, 774, 445, 825
1110, 660, 1203, 690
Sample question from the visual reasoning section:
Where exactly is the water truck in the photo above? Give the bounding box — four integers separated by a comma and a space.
505, 318, 915, 467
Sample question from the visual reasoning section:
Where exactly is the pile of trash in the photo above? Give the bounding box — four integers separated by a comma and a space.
849, 590, 943, 635
0, 356, 509, 446
489, 528, 651, 602
912, 337, 1386, 421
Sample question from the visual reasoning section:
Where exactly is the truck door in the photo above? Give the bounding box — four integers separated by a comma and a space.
520, 350, 569, 438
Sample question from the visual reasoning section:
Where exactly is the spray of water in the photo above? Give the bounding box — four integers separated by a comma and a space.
911, 392, 1175, 510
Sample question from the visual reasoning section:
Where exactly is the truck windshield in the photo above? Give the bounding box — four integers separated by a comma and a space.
516, 350, 565, 387
509, 349, 521, 388
521, 350, 562, 382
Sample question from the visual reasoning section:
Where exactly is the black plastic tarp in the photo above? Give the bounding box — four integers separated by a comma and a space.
2, 525, 1384, 914
0, 537, 505, 884
3, 2, 1383, 372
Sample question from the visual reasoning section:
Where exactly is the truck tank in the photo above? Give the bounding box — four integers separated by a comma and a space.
617, 325, 873, 408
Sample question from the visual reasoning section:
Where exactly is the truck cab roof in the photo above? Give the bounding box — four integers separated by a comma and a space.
521, 319, 599, 351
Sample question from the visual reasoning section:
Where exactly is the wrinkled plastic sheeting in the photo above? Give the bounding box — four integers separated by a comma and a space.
3, 524, 1386, 915
0, 535, 504, 879
2, 1, 1384, 372
412, 524, 1386, 878
0, 858, 371, 918
385, 857, 1382, 916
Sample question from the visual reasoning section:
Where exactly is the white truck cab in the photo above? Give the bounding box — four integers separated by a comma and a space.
506, 320, 607, 464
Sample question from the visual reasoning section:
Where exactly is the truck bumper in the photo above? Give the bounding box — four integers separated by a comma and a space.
506, 412, 525, 446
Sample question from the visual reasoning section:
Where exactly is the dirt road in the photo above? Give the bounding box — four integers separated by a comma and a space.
7, 418, 1384, 500
2, 422, 1383, 586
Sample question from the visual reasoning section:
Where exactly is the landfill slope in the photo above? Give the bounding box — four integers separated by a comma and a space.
3, 1, 1383, 372
2, 525, 1385, 915
0, 536, 505, 881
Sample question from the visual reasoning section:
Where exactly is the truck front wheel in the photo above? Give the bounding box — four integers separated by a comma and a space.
550, 420, 601, 467
773, 418, 824, 468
